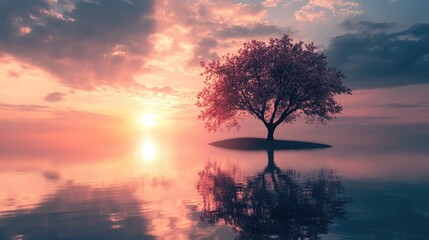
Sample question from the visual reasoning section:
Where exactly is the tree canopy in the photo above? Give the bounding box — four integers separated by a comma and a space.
197, 35, 351, 140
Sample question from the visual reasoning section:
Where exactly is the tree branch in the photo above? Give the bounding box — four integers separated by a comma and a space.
239, 89, 266, 124
273, 94, 311, 126
269, 97, 282, 124
251, 55, 268, 122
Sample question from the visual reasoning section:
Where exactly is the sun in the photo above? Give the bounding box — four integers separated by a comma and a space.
139, 113, 157, 128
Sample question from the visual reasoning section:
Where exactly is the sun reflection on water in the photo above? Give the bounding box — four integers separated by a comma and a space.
139, 137, 158, 162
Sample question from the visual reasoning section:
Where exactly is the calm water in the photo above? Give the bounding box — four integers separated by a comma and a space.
1, 124, 429, 240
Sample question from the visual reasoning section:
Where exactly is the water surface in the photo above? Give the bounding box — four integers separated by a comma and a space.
1, 125, 429, 239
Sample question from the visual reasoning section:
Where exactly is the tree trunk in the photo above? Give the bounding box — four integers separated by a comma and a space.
266, 149, 275, 170
266, 124, 276, 141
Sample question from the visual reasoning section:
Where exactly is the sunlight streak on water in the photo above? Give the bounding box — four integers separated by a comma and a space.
138, 137, 157, 162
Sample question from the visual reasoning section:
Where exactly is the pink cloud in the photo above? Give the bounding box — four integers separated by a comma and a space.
0, 103, 50, 112
151, 0, 291, 69
294, 0, 362, 22
44, 91, 67, 102
263, 0, 282, 8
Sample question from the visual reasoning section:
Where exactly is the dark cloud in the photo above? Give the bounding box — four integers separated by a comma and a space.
42, 171, 60, 181
189, 38, 219, 65
325, 22, 429, 89
339, 115, 393, 122
0, 0, 155, 90
340, 20, 395, 32
44, 91, 66, 102
380, 102, 429, 109
188, 25, 291, 65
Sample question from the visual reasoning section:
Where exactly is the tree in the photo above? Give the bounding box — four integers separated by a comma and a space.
197, 35, 351, 140
197, 153, 350, 239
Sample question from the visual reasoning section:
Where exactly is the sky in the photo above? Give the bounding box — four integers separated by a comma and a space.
0, 0, 429, 154
0, 3, 429, 238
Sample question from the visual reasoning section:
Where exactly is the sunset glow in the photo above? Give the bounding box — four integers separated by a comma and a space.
1, 0, 429, 239
139, 113, 157, 128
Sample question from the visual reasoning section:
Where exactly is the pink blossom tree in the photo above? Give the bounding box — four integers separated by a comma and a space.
197, 35, 351, 141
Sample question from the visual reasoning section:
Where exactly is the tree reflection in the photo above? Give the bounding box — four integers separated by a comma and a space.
197, 150, 351, 240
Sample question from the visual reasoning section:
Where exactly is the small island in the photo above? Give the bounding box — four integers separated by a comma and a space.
210, 137, 331, 151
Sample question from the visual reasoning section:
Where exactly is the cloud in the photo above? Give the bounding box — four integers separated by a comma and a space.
216, 24, 288, 39
0, 0, 293, 91
42, 171, 60, 181
186, 23, 290, 65
294, 0, 362, 22
187, 23, 290, 65
44, 91, 66, 102
7, 70, 20, 78
325, 22, 429, 88
189, 38, 220, 66
137, 83, 176, 95
263, 0, 282, 8
151, 0, 291, 68
0, 0, 156, 90
340, 20, 395, 32
0, 103, 49, 112
379, 102, 429, 109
